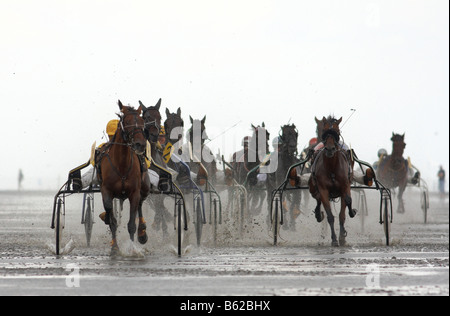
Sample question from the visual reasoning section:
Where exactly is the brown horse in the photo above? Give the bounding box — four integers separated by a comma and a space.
96, 101, 150, 254
232, 123, 270, 214
308, 116, 356, 247
376, 133, 411, 213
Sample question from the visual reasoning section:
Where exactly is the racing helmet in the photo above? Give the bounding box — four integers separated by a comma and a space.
377, 148, 387, 158
309, 137, 318, 146
106, 119, 119, 136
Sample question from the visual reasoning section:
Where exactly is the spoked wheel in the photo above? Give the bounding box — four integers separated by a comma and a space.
238, 192, 245, 237
177, 202, 182, 256
272, 197, 281, 246
382, 197, 391, 246
421, 190, 429, 224
55, 198, 65, 255
194, 198, 203, 247
83, 196, 94, 247
212, 199, 218, 246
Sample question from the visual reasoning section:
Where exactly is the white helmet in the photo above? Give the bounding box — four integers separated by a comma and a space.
377, 148, 387, 158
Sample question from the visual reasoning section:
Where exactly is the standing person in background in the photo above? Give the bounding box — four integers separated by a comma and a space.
438, 166, 446, 199
18, 169, 24, 191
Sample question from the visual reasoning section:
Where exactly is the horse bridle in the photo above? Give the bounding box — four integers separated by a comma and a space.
118, 110, 146, 146
143, 108, 161, 144
279, 126, 298, 156
321, 128, 340, 144
164, 114, 184, 143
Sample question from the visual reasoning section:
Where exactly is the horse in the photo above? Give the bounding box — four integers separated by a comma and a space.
185, 115, 218, 185
308, 116, 356, 247
164, 107, 184, 148
141, 98, 162, 150
376, 133, 413, 213
96, 101, 150, 254
269, 124, 301, 230
232, 123, 270, 214
140, 99, 173, 236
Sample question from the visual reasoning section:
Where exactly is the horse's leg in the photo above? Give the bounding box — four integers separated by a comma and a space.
290, 190, 301, 231
310, 179, 323, 223
320, 190, 338, 247
345, 192, 357, 218
339, 198, 348, 246
109, 210, 119, 255
397, 183, 406, 213
137, 199, 148, 244
137, 174, 150, 244
101, 191, 119, 255
255, 191, 264, 215
127, 193, 140, 242
313, 199, 324, 223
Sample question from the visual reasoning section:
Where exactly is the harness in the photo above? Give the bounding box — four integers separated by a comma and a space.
310, 146, 353, 188
95, 110, 147, 195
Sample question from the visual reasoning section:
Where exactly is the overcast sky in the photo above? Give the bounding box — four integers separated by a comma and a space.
0, 0, 448, 191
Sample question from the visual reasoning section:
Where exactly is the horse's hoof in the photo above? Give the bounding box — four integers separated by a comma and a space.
110, 247, 120, 257
110, 240, 119, 256
99, 212, 109, 224
349, 208, 357, 218
138, 221, 148, 244
331, 240, 339, 247
315, 211, 324, 223
138, 233, 148, 245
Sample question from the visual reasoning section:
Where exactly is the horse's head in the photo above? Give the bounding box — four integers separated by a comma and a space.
164, 107, 184, 144
321, 116, 342, 158
280, 124, 298, 156
189, 115, 207, 146
391, 132, 406, 156
315, 116, 324, 141
140, 99, 162, 144
117, 100, 147, 155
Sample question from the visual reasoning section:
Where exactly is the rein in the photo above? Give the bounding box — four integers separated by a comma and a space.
97, 109, 146, 194
322, 129, 340, 143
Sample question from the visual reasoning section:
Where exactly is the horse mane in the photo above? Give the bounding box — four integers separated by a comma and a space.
326, 115, 340, 124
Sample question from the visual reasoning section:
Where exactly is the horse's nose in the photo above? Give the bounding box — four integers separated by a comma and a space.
134, 141, 146, 155
325, 145, 336, 157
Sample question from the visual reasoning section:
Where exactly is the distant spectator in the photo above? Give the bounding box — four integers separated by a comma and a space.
18, 169, 24, 191
438, 166, 445, 199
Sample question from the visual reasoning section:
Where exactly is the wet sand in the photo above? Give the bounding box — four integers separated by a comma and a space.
0, 188, 448, 296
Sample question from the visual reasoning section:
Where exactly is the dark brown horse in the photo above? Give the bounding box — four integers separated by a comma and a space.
140, 99, 173, 236
269, 124, 301, 230
141, 98, 162, 147
232, 123, 270, 214
164, 107, 184, 147
96, 101, 150, 254
308, 116, 356, 247
376, 133, 411, 213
